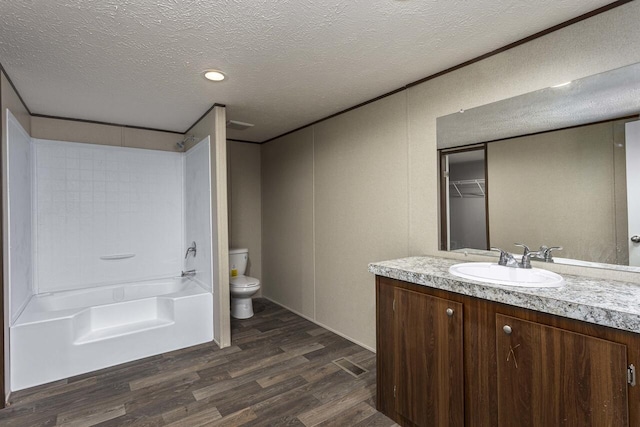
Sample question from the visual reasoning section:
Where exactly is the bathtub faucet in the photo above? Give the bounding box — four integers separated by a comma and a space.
184, 241, 197, 259
181, 269, 196, 277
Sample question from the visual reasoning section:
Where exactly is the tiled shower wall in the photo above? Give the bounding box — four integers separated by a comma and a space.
7, 111, 33, 323
33, 139, 184, 293
184, 137, 213, 292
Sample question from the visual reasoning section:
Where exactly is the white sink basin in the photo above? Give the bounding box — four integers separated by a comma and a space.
449, 262, 564, 288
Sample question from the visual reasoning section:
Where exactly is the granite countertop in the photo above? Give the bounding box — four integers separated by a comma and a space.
368, 256, 640, 335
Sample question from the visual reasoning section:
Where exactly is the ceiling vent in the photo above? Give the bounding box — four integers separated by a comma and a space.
226, 120, 254, 131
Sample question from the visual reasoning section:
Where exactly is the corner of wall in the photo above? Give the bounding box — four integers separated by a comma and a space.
213, 106, 231, 347
1, 69, 32, 400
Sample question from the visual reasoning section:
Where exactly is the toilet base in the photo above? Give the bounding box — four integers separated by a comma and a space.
231, 297, 254, 319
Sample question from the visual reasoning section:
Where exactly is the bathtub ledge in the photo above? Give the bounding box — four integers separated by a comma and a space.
74, 318, 175, 345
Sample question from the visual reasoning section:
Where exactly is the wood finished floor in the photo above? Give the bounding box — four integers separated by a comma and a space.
0, 299, 397, 427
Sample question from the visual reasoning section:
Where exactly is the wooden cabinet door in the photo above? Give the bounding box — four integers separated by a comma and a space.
394, 288, 464, 426
496, 314, 629, 427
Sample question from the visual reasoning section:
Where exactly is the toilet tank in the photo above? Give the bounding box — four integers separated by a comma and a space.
229, 248, 249, 277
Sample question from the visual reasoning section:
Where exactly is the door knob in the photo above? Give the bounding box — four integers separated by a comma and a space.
446, 308, 454, 317
632, 235, 640, 243
503, 325, 512, 335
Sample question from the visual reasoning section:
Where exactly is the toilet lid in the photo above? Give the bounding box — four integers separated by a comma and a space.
230, 276, 260, 288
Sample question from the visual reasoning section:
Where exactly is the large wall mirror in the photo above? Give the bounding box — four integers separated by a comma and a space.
437, 62, 640, 272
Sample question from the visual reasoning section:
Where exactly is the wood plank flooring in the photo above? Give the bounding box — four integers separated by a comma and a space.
0, 298, 397, 426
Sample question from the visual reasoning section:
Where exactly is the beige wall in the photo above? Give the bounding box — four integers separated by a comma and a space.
1, 76, 30, 136
488, 122, 617, 263
262, 127, 315, 318
262, 1, 640, 350
31, 116, 183, 151
1, 70, 32, 399
314, 93, 408, 349
262, 92, 409, 350
228, 141, 262, 293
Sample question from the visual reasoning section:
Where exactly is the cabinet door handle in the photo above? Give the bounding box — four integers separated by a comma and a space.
446, 308, 454, 317
503, 325, 512, 335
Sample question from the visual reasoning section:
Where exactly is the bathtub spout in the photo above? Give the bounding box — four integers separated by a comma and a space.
181, 269, 196, 277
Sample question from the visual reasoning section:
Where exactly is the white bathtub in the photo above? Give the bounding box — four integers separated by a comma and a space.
10, 277, 213, 391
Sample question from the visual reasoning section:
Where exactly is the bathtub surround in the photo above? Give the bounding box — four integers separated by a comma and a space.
1, 69, 32, 401
6, 111, 32, 324
10, 277, 212, 390
7, 134, 215, 390
33, 139, 184, 292
30, 114, 231, 345
0, 73, 235, 400
184, 137, 214, 293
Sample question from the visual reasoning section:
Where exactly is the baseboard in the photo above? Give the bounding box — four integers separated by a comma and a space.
262, 297, 375, 353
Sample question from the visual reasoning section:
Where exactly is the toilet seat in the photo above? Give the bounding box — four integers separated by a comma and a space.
230, 275, 260, 288
229, 275, 260, 319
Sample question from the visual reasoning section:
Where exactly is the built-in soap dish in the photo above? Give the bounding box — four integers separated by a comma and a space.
100, 253, 135, 260
332, 357, 368, 378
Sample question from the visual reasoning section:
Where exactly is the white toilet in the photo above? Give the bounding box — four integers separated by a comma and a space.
229, 248, 261, 319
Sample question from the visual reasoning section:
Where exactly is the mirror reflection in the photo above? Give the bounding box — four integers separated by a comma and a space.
437, 62, 640, 270
442, 148, 487, 252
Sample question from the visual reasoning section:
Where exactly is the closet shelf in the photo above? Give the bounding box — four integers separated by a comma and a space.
449, 179, 485, 198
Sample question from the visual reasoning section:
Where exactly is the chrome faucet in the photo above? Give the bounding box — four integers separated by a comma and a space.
493, 243, 562, 268
184, 241, 197, 259
531, 245, 563, 263
514, 243, 534, 269
491, 247, 519, 268
492, 243, 535, 269
181, 269, 196, 277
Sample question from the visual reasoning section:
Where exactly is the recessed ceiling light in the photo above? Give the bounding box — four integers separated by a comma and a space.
204, 70, 225, 82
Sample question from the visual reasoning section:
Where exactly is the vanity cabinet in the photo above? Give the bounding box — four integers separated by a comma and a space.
376, 276, 638, 426
496, 314, 628, 426
393, 288, 463, 426
378, 282, 464, 426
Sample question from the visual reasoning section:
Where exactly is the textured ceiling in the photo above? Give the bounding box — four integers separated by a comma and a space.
0, 0, 616, 142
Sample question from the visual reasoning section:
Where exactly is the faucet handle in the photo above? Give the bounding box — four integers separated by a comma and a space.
540, 245, 562, 262
515, 243, 537, 268
184, 241, 197, 259
490, 247, 510, 266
